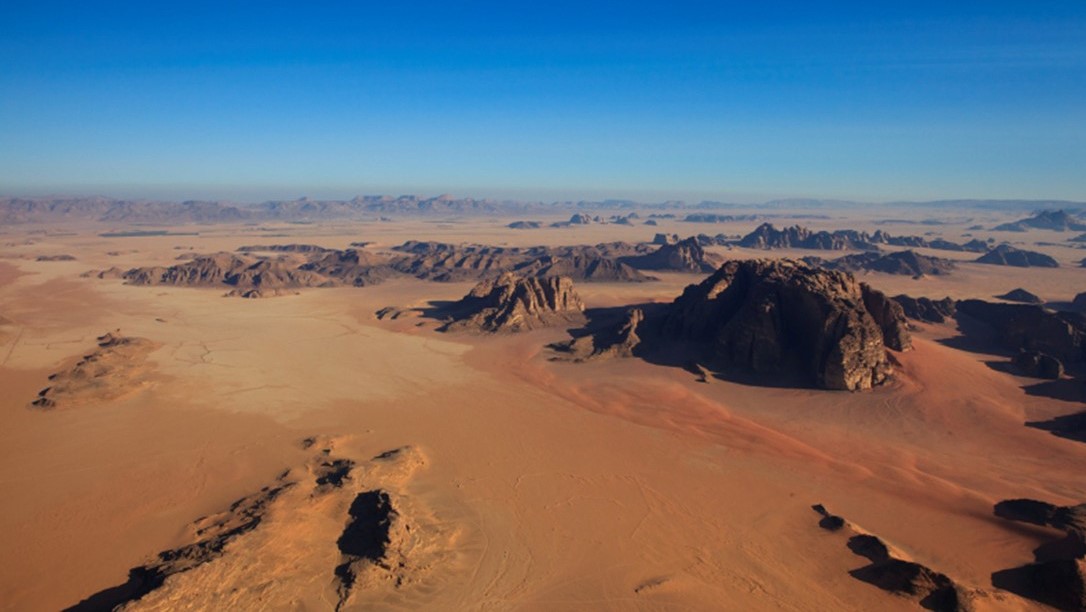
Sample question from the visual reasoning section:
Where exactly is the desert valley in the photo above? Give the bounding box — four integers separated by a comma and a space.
1, 195, 1084, 611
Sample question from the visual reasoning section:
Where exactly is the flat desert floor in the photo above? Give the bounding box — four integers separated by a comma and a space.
1, 211, 1084, 611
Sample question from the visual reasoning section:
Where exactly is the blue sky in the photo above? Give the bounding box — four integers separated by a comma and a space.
1, 1, 1084, 203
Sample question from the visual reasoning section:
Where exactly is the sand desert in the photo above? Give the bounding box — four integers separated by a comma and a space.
1, 200, 1084, 611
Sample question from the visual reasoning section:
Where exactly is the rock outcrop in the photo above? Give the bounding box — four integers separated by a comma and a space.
956, 300, 1086, 363
993, 209, 1086, 232
861, 285, 913, 351
1012, 350, 1064, 379
661, 260, 905, 389
619, 237, 722, 273
551, 307, 644, 361
738, 223, 875, 251
30, 331, 157, 409
996, 288, 1044, 304
993, 499, 1086, 611
893, 295, 957, 324
558, 260, 908, 390
441, 273, 586, 333
816, 250, 955, 276
976, 244, 1059, 268
811, 505, 973, 611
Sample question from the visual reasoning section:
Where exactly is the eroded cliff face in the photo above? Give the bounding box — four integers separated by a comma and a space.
442, 273, 586, 333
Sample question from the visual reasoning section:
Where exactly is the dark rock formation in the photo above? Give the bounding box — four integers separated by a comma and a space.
975, 244, 1059, 268
554, 260, 910, 390
442, 273, 586, 332
507, 220, 541, 229
1012, 350, 1064, 379
551, 307, 644, 361
236, 244, 331, 253
620, 237, 722, 273
738, 223, 876, 251
997, 288, 1044, 304
659, 260, 905, 389
992, 498, 1086, 611
861, 285, 913, 351
893, 295, 957, 324
956, 300, 1086, 363
334, 490, 396, 609
569, 213, 592, 225
818, 250, 956, 276
993, 210, 1086, 232
811, 505, 972, 611
1073, 292, 1086, 312
652, 232, 678, 245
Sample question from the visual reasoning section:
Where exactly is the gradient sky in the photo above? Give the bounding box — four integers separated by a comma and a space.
1, 1, 1084, 203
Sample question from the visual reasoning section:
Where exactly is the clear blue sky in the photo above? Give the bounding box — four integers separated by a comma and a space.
1, 1, 1084, 203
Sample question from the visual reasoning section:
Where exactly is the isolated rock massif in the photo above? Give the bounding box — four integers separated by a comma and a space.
555, 259, 911, 391
975, 244, 1060, 268
441, 273, 586, 333
992, 209, 1086, 232
809, 250, 956, 276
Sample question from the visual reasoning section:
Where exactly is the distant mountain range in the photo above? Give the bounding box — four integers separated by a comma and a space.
1, 194, 1083, 224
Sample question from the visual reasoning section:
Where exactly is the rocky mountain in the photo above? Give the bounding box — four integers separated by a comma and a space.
892, 295, 957, 323
956, 300, 1086, 364
619, 237, 722, 273
811, 250, 956, 276
975, 244, 1060, 267
440, 273, 586, 332
996, 288, 1044, 304
556, 259, 911, 391
737, 223, 877, 251
992, 209, 1086, 232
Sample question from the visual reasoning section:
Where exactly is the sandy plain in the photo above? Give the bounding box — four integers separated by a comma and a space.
0, 208, 1084, 611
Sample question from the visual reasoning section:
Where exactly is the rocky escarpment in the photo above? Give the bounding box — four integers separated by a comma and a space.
993, 498, 1086, 611
551, 307, 646, 361
975, 244, 1059, 268
441, 273, 586, 333
892, 295, 957, 324
556, 260, 910, 391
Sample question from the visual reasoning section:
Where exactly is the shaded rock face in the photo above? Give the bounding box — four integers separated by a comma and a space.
620, 237, 722, 273
818, 250, 956, 276
1011, 350, 1064, 379
442, 273, 585, 333
652, 232, 678, 245
893, 295, 957, 324
993, 499, 1086, 611
956, 300, 1086, 364
861, 285, 913, 351
661, 260, 905, 390
976, 244, 1059, 268
1073, 292, 1086, 312
507, 220, 540, 229
997, 288, 1044, 304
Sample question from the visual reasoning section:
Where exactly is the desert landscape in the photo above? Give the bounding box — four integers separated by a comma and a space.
3, 3, 1085, 610
0, 197, 1084, 611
